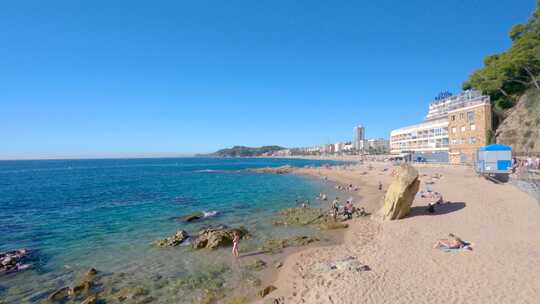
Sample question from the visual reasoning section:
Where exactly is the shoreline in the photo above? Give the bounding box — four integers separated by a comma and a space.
252, 160, 540, 303
251, 161, 388, 303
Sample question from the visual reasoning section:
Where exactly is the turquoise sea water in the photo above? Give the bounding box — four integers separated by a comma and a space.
0, 157, 343, 303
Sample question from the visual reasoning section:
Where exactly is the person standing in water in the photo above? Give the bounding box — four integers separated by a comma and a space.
232, 231, 240, 258
331, 197, 340, 221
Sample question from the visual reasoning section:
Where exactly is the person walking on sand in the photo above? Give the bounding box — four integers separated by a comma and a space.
232, 231, 240, 258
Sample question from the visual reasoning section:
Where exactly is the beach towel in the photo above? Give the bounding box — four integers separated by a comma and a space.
439, 242, 473, 253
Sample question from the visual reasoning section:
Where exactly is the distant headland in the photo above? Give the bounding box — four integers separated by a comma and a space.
202, 145, 286, 157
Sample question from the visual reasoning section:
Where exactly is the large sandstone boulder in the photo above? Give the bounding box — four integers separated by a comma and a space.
375, 164, 420, 221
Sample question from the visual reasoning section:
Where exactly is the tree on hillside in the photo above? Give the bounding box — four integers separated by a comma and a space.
463, 1, 540, 110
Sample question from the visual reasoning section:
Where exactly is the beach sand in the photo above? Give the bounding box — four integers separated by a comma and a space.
254, 161, 540, 304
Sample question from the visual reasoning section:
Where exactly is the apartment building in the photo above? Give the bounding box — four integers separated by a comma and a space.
448, 100, 492, 164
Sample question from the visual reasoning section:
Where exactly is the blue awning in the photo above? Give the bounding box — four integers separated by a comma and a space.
479, 144, 512, 151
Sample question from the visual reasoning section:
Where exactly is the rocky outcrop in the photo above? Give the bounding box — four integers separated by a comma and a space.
496, 88, 540, 154
273, 207, 326, 225
48, 287, 71, 302
48, 268, 99, 302
154, 230, 189, 247
274, 207, 351, 229
374, 164, 420, 221
319, 222, 349, 230
245, 259, 267, 271
192, 226, 249, 250
248, 165, 294, 174
0, 249, 32, 275
80, 295, 98, 304
258, 285, 277, 298
260, 236, 319, 253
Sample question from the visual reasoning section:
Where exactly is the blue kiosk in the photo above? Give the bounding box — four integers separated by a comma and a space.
476, 144, 512, 177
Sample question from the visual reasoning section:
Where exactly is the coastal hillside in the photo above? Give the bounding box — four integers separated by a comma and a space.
208, 145, 286, 157
496, 88, 540, 153
464, 1, 540, 153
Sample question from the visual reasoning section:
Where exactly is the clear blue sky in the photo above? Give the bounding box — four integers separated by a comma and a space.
0, 0, 535, 159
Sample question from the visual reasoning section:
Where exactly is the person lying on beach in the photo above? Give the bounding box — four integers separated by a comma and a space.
433, 233, 466, 249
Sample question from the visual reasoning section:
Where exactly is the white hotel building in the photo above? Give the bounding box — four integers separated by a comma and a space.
390, 119, 449, 154
390, 90, 489, 155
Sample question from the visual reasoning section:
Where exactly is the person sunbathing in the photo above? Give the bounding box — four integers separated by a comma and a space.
433, 233, 465, 249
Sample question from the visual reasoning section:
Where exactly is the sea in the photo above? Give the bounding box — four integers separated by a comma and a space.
0, 157, 345, 303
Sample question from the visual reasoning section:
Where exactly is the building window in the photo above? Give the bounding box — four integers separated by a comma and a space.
452, 127, 456, 133
452, 139, 457, 144
460, 113, 464, 120
461, 126, 466, 132
451, 115, 456, 121
471, 124, 476, 131
469, 137, 477, 144
467, 111, 475, 122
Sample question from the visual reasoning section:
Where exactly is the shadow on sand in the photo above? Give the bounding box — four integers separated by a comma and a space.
408, 201, 466, 217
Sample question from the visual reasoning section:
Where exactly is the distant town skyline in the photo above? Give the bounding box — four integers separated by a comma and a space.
0, 0, 535, 159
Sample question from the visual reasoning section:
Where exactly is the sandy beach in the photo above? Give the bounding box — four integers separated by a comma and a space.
254, 160, 540, 304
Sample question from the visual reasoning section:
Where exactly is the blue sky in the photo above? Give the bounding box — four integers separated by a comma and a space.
0, 0, 535, 159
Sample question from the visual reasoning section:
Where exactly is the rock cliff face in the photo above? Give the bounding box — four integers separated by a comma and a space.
374, 164, 420, 221
496, 89, 540, 154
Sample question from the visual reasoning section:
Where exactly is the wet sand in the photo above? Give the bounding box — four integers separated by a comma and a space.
253, 161, 540, 304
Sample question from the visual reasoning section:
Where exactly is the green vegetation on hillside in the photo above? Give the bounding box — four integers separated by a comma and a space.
209, 145, 286, 157
463, 1, 540, 113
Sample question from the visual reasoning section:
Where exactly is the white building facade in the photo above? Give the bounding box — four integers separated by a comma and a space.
366, 138, 390, 151
390, 119, 449, 154
390, 90, 488, 155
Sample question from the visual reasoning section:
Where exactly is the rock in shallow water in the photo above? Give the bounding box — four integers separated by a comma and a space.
154, 230, 190, 247
192, 225, 249, 250
182, 212, 205, 222
248, 165, 294, 174
80, 294, 97, 304
260, 236, 319, 254
0, 249, 32, 275
47, 287, 71, 302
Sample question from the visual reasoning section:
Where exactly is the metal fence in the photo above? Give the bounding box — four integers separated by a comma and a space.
510, 169, 540, 203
